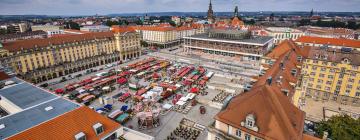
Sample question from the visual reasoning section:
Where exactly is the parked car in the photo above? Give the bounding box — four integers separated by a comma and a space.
40, 83, 49, 88
75, 74, 82, 78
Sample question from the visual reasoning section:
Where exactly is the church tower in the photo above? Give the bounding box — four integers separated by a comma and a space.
207, 0, 215, 23
234, 6, 239, 18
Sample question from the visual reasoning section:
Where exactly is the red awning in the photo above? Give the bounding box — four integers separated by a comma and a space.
153, 73, 160, 79
117, 78, 127, 84
55, 88, 64, 94
190, 87, 199, 93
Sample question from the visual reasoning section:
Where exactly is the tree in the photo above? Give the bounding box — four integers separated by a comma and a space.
0, 28, 7, 35
298, 19, 311, 26
245, 19, 255, 25
65, 21, 80, 30
140, 40, 148, 47
105, 20, 119, 27
168, 21, 177, 27
347, 21, 358, 30
314, 115, 360, 140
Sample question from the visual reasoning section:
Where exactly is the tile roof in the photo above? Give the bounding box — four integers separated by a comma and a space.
266, 40, 311, 59
7, 106, 121, 140
0, 98, 80, 139
307, 47, 360, 66
215, 85, 305, 140
111, 25, 136, 33
295, 36, 360, 48
2, 32, 115, 52
0, 71, 10, 80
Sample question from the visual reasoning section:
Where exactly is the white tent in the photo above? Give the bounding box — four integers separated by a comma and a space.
162, 103, 173, 110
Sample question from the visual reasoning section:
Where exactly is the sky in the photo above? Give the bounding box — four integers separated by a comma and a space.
0, 0, 359, 15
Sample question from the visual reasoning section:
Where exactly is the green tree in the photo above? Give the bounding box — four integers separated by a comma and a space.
347, 21, 358, 30
140, 40, 148, 47
0, 28, 7, 35
245, 19, 255, 25
314, 115, 360, 140
168, 21, 177, 27
105, 20, 119, 27
298, 19, 311, 26
65, 21, 80, 30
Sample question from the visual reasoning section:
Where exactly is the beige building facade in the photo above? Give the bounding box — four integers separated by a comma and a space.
0, 31, 141, 83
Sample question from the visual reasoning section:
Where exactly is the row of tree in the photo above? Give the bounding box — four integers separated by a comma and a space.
298, 19, 360, 30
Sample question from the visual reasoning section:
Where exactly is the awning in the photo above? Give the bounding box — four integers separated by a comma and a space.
153, 73, 160, 79
190, 87, 199, 93
55, 88, 64, 94
117, 77, 128, 84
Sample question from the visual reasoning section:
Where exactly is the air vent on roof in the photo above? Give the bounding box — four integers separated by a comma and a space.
45, 106, 54, 111
0, 124, 5, 130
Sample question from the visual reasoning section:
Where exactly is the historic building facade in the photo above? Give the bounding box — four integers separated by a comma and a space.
0, 30, 141, 83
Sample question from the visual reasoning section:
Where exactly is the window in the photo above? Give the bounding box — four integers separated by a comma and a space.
93, 123, 104, 135
247, 120, 253, 127
245, 134, 251, 140
325, 87, 331, 91
356, 92, 360, 97
236, 129, 242, 137
291, 69, 297, 76
328, 75, 334, 79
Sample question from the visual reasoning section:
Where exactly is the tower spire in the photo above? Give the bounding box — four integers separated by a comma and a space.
234, 6, 239, 18
207, 0, 215, 23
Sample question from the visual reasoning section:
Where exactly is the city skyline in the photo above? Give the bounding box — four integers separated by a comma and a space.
0, 0, 359, 16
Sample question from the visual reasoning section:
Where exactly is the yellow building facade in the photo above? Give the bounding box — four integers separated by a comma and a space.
0, 31, 141, 83
296, 48, 360, 107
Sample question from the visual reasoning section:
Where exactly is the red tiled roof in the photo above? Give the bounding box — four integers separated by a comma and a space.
8, 106, 121, 140
111, 26, 136, 33
231, 17, 244, 27
2, 32, 115, 52
267, 40, 310, 59
215, 85, 305, 140
295, 36, 360, 48
0, 71, 10, 80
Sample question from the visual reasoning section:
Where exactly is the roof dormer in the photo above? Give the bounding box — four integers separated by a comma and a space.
241, 114, 259, 132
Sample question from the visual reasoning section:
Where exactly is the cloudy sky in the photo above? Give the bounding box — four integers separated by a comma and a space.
0, 0, 359, 15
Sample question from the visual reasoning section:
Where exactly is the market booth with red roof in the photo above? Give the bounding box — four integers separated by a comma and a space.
117, 77, 128, 84
190, 87, 199, 94
55, 88, 65, 94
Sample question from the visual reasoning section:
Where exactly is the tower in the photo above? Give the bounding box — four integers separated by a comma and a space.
234, 6, 239, 18
310, 9, 314, 17
207, 0, 215, 23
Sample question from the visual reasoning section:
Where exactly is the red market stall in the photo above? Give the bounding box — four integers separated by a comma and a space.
190, 87, 199, 94
117, 77, 128, 85
119, 93, 131, 102
136, 88, 148, 96
152, 73, 160, 79
55, 88, 65, 94
199, 80, 207, 87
